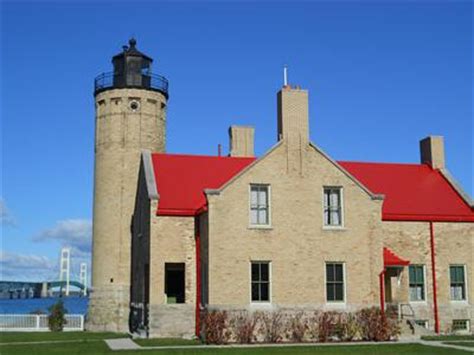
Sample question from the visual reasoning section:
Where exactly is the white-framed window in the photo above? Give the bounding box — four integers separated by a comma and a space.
414, 320, 429, 329
250, 184, 270, 226
450, 265, 467, 301
251, 261, 271, 303
452, 319, 470, 332
326, 262, 345, 302
323, 187, 343, 227
409, 265, 426, 301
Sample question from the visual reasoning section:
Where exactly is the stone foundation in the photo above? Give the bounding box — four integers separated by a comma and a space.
148, 304, 195, 338
86, 285, 129, 333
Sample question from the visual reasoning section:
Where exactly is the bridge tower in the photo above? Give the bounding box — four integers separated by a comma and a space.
88, 38, 169, 332
59, 248, 71, 296
79, 263, 87, 296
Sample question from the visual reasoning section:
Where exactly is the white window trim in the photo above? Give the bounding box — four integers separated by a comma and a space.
249, 260, 272, 305
248, 184, 272, 229
324, 261, 347, 305
452, 319, 471, 333
322, 186, 345, 230
414, 320, 429, 329
449, 264, 469, 303
408, 264, 427, 304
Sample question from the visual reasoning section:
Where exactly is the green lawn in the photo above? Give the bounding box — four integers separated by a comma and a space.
0, 331, 128, 343
0, 339, 471, 355
0, 332, 472, 354
444, 342, 474, 348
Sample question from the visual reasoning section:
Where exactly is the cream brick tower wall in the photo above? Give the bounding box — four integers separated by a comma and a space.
88, 41, 168, 332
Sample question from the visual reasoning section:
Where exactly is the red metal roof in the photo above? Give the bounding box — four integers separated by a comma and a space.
339, 161, 474, 222
383, 247, 410, 267
151, 153, 473, 222
151, 153, 255, 216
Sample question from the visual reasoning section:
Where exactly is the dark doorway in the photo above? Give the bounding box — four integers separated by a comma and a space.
165, 263, 185, 304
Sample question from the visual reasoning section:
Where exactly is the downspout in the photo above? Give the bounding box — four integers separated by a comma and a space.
195, 216, 202, 337
429, 221, 440, 333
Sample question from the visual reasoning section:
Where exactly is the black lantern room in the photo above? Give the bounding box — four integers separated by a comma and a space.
94, 38, 168, 98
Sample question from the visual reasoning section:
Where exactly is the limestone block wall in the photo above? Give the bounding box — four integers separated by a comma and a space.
89, 88, 167, 332
148, 215, 196, 336
205, 142, 384, 309
382, 221, 473, 332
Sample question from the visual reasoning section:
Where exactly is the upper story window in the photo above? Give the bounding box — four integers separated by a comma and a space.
326, 262, 345, 302
323, 187, 343, 227
450, 265, 467, 301
409, 265, 425, 301
251, 261, 270, 302
250, 184, 270, 226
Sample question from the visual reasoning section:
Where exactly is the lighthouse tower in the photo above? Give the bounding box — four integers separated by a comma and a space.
88, 39, 168, 331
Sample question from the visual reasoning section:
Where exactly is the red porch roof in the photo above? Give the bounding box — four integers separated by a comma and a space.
383, 247, 410, 267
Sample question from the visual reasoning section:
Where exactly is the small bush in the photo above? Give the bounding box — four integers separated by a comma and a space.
316, 311, 338, 342
286, 312, 308, 343
230, 311, 259, 343
259, 310, 285, 343
48, 300, 67, 332
356, 307, 399, 341
201, 310, 230, 344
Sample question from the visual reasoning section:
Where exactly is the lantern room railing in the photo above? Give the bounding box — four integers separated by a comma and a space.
94, 71, 169, 98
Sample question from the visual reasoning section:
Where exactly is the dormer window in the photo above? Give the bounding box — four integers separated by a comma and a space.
323, 187, 343, 227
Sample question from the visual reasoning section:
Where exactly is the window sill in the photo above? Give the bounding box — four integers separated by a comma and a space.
325, 301, 346, 307
409, 300, 428, 304
450, 300, 469, 304
249, 302, 273, 308
322, 226, 346, 231
248, 225, 273, 230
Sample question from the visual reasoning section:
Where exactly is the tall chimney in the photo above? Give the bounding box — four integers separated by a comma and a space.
420, 136, 445, 169
229, 125, 255, 157
277, 85, 309, 146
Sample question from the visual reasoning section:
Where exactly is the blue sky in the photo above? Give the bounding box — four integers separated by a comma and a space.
1, 1, 472, 282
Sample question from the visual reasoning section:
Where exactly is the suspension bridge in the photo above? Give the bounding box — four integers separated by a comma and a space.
0, 248, 88, 299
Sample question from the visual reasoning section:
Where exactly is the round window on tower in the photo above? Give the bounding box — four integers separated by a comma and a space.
129, 99, 140, 112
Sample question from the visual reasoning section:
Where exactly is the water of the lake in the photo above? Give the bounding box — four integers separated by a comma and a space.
0, 297, 88, 315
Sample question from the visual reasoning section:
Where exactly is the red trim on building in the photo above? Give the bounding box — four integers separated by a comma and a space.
429, 221, 440, 334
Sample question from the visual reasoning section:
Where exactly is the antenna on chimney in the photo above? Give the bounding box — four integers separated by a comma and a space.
218, 144, 222, 157
283, 65, 288, 86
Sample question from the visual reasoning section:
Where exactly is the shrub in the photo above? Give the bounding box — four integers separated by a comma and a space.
315, 311, 339, 342
338, 312, 360, 341
229, 311, 259, 344
259, 310, 285, 343
356, 307, 399, 341
202, 310, 231, 344
48, 300, 67, 332
286, 312, 308, 342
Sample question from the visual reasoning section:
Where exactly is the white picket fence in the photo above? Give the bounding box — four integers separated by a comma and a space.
0, 314, 84, 332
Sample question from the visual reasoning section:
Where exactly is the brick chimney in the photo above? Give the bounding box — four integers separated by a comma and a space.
420, 136, 445, 169
277, 85, 309, 146
229, 125, 255, 157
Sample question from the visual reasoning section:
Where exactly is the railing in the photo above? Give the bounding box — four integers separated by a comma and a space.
0, 314, 84, 332
94, 72, 169, 97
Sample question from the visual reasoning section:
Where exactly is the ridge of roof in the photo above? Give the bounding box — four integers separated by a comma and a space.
337, 160, 426, 167
151, 152, 255, 159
